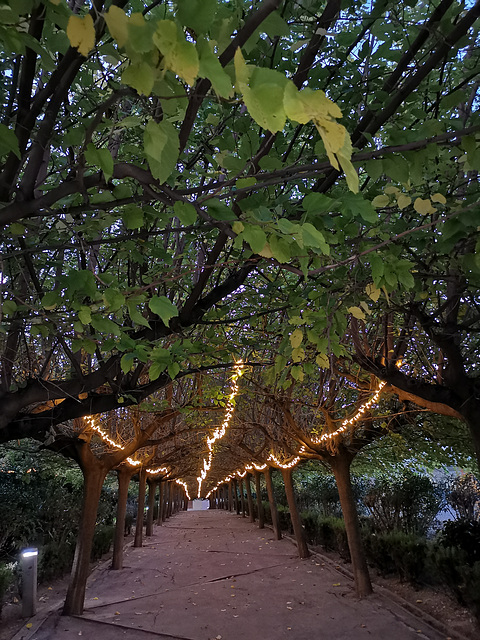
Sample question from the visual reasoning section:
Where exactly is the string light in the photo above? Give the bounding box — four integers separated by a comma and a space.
147, 465, 169, 475
308, 380, 386, 445
268, 453, 301, 469
175, 479, 191, 501
196, 360, 244, 497
84, 416, 170, 474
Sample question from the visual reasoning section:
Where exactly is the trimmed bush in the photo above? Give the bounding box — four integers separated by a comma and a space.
363, 530, 428, 585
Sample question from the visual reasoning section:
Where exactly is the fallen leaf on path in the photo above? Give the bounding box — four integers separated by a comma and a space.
26, 623, 32, 629
332, 583, 340, 587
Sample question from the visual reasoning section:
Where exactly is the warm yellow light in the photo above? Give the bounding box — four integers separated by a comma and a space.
197, 360, 244, 497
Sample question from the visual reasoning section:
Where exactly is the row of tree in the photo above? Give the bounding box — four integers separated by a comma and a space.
0, 0, 479, 618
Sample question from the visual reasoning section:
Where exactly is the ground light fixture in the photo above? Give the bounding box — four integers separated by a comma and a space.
20, 547, 38, 617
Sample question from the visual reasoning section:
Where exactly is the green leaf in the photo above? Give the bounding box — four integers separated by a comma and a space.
78, 306, 91, 325
91, 315, 121, 335
290, 365, 304, 381
260, 11, 290, 37
41, 291, 60, 310
365, 159, 383, 181
122, 62, 155, 96
168, 361, 181, 379
206, 199, 236, 221
121, 352, 135, 374
241, 224, 267, 253
342, 193, 377, 223
144, 119, 179, 184
103, 288, 125, 311
234, 49, 287, 132
370, 253, 384, 285
0, 124, 20, 159
149, 361, 167, 381
269, 234, 291, 263
173, 201, 197, 226
122, 205, 144, 229
301, 223, 330, 255
176, 0, 217, 34
148, 295, 178, 325
197, 38, 232, 98
127, 300, 151, 328
383, 156, 409, 184
303, 193, 334, 213
84, 143, 113, 181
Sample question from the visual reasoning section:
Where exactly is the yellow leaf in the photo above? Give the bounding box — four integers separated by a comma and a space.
232, 221, 244, 234
332, 583, 341, 587
153, 20, 199, 86
258, 242, 273, 258
384, 186, 399, 195
290, 328, 303, 349
284, 82, 357, 191
396, 193, 411, 210
372, 194, 390, 208
413, 197, 435, 215
431, 192, 446, 204
316, 353, 329, 369
67, 14, 95, 57
292, 346, 305, 362
104, 6, 128, 48
365, 283, 380, 302
26, 623, 33, 629
348, 306, 366, 320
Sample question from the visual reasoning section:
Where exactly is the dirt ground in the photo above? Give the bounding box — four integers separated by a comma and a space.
1, 510, 478, 640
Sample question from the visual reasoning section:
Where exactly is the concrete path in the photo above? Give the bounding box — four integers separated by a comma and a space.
12, 510, 452, 640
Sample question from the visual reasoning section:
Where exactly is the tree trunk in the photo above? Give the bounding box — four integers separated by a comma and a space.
112, 467, 132, 570
462, 406, 480, 474
166, 481, 172, 518
254, 471, 265, 529
157, 480, 164, 525
63, 462, 108, 615
265, 467, 281, 540
245, 473, 255, 523
228, 481, 233, 511
281, 468, 309, 559
239, 479, 246, 517
233, 478, 240, 514
134, 467, 147, 548
146, 478, 156, 537
330, 455, 372, 597
161, 481, 168, 522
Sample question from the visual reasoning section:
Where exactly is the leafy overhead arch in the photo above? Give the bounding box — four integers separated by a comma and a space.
0, 0, 479, 459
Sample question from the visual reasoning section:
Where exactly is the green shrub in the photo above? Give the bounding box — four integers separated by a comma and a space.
446, 474, 480, 521
276, 504, 292, 533
38, 539, 76, 583
365, 530, 428, 585
91, 525, 115, 561
364, 472, 442, 535
0, 562, 13, 617
437, 519, 480, 564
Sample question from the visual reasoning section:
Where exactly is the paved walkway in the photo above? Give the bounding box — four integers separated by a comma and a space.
12, 510, 452, 640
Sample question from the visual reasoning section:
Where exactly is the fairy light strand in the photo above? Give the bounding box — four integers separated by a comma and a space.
84, 416, 170, 474
196, 361, 244, 498
175, 479, 191, 501
307, 380, 386, 445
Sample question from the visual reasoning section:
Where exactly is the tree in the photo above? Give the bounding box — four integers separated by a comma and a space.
1, 0, 478, 455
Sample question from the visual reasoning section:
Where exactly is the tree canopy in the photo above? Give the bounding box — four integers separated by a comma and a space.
0, 0, 479, 487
